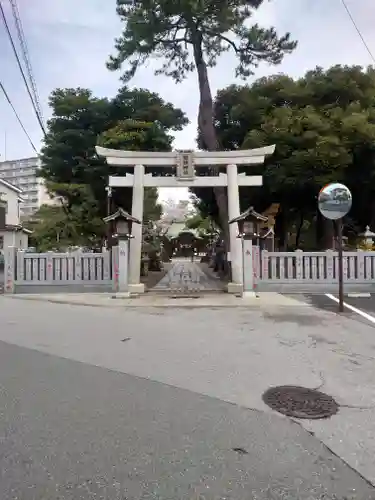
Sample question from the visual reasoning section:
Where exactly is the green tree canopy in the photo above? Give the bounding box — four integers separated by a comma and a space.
97, 119, 168, 222
108, 0, 296, 245
210, 65, 375, 248
185, 212, 218, 238
39, 86, 188, 239
26, 184, 105, 251
108, 0, 296, 83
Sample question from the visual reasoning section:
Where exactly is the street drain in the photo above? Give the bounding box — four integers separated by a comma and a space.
262, 385, 339, 420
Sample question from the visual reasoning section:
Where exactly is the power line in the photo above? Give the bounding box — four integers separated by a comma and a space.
0, 0, 46, 136
9, 0, 45, 127
340, 0, 375, 65
0, 80, 38, 153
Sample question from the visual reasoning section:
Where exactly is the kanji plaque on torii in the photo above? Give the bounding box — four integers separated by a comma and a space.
176, 150, 195, 180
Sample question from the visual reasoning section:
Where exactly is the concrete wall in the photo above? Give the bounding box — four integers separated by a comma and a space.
0, 184, 21, 226
14, 284, 113, 294
5, 191, 20, 226
0, 231, 28, 251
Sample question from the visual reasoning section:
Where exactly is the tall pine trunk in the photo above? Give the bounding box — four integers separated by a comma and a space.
192, 36, 230, 250
295, 210, 304, 248
316, 209, 334, 249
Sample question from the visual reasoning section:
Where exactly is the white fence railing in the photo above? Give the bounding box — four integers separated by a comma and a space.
252, 249, 375, 289
4, 249, 113, 293
4, 247, 375, 294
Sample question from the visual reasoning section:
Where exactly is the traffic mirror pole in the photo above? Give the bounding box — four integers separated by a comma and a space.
337, 219, 344, 313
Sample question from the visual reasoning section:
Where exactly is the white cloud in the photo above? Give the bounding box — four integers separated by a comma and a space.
0, 0, 374, 202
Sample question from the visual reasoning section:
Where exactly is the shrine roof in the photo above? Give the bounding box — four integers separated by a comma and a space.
165, 221, 202, 239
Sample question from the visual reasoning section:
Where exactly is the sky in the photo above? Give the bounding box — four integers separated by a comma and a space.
0, 0, 374, 202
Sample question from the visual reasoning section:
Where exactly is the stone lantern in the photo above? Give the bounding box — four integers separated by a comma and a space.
103, 207, 140, 241
229, 207, 268, 296
360, 225, 375, 250
103, 208, 141, 295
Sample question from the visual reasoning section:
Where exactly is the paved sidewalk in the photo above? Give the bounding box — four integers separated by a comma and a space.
4, 291, 309, 308
152, 260, 224, 292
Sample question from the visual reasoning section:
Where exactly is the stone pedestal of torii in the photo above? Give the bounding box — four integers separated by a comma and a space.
96, 145, 275, 294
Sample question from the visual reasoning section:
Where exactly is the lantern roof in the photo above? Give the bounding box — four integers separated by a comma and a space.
360, 225, 375, 238
103, 207, 141, 224
229, 206, 268, 225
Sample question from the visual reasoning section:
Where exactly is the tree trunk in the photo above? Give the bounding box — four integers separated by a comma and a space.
316, 209, 334, 249
275, 206, 289, 251
192, 36, 229, 250
316, 209, 324, 249
295, 210, 304, 248
368, 198, 375, 229
324, 218, 335, 249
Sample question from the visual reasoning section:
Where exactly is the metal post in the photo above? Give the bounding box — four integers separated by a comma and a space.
337, 219, 344, 313
318, 183, 352, 311
241, 237, 245, 291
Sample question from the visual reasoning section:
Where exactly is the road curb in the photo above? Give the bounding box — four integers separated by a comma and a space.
2, 294, 313, 309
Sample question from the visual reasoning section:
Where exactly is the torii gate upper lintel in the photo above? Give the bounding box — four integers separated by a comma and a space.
95, 145, 275, 294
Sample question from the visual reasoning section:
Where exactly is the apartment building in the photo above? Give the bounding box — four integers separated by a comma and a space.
0, 157, 55, 217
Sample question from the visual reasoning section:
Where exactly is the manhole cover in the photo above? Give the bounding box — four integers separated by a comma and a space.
262, 385, 339, 419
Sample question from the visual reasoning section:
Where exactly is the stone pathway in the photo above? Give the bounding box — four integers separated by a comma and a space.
152, 260, 224, 293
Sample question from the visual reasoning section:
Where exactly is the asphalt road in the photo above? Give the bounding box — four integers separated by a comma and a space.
297, 292, 375, 325
0, 340, 373, 499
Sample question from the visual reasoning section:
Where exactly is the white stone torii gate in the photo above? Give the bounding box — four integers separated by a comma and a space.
96, 145, 275, 294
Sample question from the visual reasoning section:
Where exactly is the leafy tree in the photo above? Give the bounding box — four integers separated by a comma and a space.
143, 187, 162, 222
25, 205, 64, 251
185, 212, 219, 238
211, 65, 375, 248
98, 119, 173, 153
97, 119, 166, 221
108, 0, 296, 244
112, 87, 187, 132
40, 86, 187, 235
184, 194, 219, 236
26, 184, 105, 251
